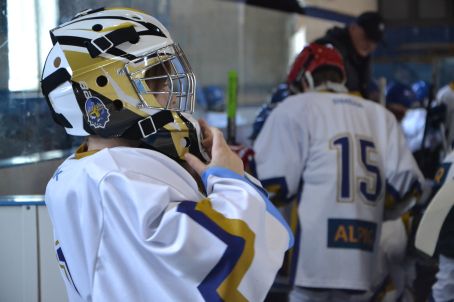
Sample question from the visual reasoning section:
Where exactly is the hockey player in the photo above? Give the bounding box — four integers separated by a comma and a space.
253, 43, 424, 301
425, 150, 454, 302
385, 82, 421, 123
40, 7, 293, 302
415, 100, 454, 301
435, 82, 454, 151
250, 83, 291, 141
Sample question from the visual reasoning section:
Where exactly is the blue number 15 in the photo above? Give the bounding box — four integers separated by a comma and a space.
330, 134, 383, 204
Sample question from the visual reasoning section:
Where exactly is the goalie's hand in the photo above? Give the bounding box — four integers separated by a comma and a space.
185, 125, 244, 176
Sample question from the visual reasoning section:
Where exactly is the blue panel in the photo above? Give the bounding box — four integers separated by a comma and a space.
327, 218, 377, 252
0, 195, 45, 206
375, 25, 454, 57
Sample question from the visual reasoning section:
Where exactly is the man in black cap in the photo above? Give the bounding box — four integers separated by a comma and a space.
314, 11, 385, 101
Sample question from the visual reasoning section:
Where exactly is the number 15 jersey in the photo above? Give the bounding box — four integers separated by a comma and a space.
253, 91, 424, 291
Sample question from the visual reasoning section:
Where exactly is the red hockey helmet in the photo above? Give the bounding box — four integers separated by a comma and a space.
287, 43, 345, 92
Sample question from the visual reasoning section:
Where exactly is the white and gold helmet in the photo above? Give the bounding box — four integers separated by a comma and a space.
41, 7, 208, 161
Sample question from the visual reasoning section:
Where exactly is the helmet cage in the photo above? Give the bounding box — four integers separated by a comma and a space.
124, 43, 195, 113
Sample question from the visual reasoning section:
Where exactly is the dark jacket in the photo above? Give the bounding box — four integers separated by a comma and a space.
314, 26, 371, 99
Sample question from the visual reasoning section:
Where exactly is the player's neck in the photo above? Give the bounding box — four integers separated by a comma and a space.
87, 136, 140, 151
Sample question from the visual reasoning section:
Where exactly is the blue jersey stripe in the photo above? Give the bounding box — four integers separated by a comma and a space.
177, 201, 249, 302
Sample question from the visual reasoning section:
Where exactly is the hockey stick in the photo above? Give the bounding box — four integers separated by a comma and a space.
414, 180, 454, 256
227, 70, 238, 145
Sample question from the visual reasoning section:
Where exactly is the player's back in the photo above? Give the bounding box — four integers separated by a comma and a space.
45, 147, 207, 301
294, 91, 390, 193
254, 90, 399, 290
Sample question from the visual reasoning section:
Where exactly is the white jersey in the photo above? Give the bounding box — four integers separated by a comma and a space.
431, 150, 454, 302
254, 91, 424, 291
436, 83, 454, 149
432, 255, 454, 302
45, 146, 293, 302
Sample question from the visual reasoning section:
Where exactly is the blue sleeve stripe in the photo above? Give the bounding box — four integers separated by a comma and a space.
56, 246, 80, 295
386, 182, 401, 201
202, 167, 294, 248
386, 177, 422, 203
261, 177, 292, 203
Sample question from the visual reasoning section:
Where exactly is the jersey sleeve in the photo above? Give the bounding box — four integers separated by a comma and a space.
384, 112, 425, 219
431, 254, 454, 302
99, 167, 293, 302
253, 101, 308, 202
433, 151, 454, 189
430, 151, 454, 258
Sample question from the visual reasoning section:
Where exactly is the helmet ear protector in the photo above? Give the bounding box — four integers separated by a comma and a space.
41, 7, 208, 162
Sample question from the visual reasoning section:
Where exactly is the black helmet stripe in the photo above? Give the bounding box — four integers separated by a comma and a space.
86, 26, 140, 57
53, 35, 91, 47
41, 68, 74, 129
52, 35, 137, 60
56, 16, 167, 38
41, 68, 71, 97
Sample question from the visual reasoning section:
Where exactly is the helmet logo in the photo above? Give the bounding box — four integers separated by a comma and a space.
85, 97, 110, 128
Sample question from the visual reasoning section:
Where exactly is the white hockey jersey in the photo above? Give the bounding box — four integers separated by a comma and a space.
431, 150, 454, 302
254, 91, 424, 291
436, 83, 454, 149
45, 146, 293, 302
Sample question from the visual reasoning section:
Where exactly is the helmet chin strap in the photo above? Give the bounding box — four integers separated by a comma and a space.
121, 110, 175, 140
179, 113, 210, 162
304, 71, 315, 91
137, 112, 210, 163
304, 71, 348, 94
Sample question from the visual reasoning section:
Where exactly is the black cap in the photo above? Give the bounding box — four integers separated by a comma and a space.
356, 11, 385, 42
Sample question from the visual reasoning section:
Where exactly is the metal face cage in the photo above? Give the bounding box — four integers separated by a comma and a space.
124, 44, 196, 112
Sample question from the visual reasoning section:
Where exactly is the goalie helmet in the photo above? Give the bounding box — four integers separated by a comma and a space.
41, 7, 208, 162
287, 43, 345, 93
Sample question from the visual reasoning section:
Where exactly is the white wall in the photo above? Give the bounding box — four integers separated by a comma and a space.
0, 205, 38, 302
38, 206, 68, 302
0, 204, 67, 302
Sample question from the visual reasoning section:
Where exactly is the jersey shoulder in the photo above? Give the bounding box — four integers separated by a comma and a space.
65, 147, 191, 186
